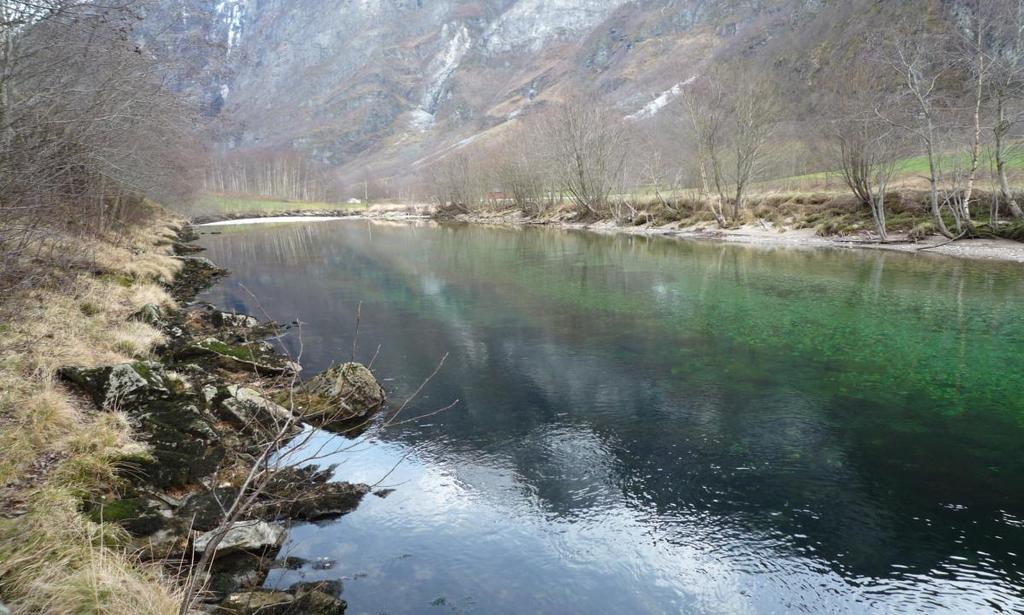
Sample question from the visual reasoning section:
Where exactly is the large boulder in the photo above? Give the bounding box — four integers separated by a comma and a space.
293, 363, 385, 431
194, 520, 286, 555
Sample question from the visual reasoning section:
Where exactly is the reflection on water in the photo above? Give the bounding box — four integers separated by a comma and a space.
198, 220, 1024, 614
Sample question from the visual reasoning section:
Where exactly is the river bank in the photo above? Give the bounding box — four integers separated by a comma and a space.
445, 207, 1024, 264
190, 198, 1024, 264
0, 210, 385, 614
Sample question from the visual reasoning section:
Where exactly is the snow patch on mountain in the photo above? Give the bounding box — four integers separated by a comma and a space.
484, 0, 628, 53
215, 0, 247, 51
411, 23, 472, 131
625, 76, 697, 121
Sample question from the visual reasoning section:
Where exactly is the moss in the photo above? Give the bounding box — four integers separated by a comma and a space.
200, 339, 257, 361
85, 498, 146, 524
98, 273, 134, 288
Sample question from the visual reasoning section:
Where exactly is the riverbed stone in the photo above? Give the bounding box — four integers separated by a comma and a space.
288, 579, 343, 598
211, 310, 260, 329
194, 520, 286, 555
178, 487, 240, 531
289, 589, 347, 615
214, 588, 346, 615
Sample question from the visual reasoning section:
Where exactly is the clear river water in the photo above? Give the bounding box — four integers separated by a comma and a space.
197, 219, 1024, 615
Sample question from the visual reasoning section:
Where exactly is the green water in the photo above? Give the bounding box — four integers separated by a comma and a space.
199, 220, 1024, 614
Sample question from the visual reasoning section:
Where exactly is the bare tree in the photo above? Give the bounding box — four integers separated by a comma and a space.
492, 129, 550, 215
542, 98, 628, 218
0, 1, 202, 295
682, 68, 777, 225
680, 82, 726, 224
429, 151, 485, 213
884, 25, 965, 237
987, 0, 1024, 222
834, 116, 900, 240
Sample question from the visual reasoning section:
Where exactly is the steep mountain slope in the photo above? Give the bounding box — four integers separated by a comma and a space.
143, 0, 928, 193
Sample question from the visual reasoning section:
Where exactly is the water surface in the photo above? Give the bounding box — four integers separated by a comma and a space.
198, 220, 1024, 614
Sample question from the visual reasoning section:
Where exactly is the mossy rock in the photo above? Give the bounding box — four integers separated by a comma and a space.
178, 487, 240, 531
131, 303, 165, 327
60, 362, 225, 488
259, 466, 369, 522
215, 591, 293, 615
177, 338, 300, 375
84, 497, 170, 537
291, 363, 385, 432
59, 361, 169, 409
215, 589, 346, 615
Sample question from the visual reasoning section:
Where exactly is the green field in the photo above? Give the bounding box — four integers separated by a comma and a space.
190, 193, 368, 217
775, 146, 1024, 189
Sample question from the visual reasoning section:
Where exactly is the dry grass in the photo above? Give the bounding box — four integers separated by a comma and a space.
0, 488, 185, 615
0, 208, 188, 614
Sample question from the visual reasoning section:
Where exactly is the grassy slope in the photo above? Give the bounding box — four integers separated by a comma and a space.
0, 210, 186, 614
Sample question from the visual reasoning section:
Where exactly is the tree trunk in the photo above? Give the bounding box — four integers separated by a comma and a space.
962, 21, 985, 227
925, 135, 954, 238
995, 99, 1024, 222
871, 195, 888, 241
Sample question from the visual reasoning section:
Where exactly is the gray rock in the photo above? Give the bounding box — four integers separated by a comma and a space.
194, 520, 286, 555
296, 363, 385, 429
131, 303, 165, 326
221, 385, 293, 427
59, 361, 169, 409
212, 311, 260, 329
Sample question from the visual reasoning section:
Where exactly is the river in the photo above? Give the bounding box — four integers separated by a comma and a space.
197, 219, 1024, 614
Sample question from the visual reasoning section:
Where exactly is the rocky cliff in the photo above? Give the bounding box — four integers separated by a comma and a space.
141, 0, 926, 192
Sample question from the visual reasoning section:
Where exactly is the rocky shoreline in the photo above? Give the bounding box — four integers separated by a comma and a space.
55, 227, 383, 614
